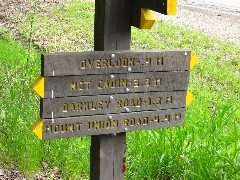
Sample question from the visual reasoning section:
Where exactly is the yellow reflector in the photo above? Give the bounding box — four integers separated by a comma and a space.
31, 76, 44, 98
140, 8, 155, 29
186, 91, 194, 107
32, 119, 43, 140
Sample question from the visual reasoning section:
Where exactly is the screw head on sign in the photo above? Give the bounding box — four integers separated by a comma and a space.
127, 67, 132, 72
184, 51, 188, 56
110, 75, 114, 79
125, 107, 130, 112
126, 88, 130, 92
109, 116, 113, 119
111, 54, 115, 59
110, 96, 114, 100
124, 127, 128, 131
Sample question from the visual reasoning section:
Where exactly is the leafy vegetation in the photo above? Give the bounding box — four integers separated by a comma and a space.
0, 0, 239, 179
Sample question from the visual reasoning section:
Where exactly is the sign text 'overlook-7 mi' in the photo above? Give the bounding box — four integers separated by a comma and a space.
31, 50, 198, 140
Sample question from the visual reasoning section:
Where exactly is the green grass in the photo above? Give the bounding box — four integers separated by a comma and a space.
1, 0, 239, 179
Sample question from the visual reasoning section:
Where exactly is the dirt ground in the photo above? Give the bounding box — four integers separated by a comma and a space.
1, 0, 240, 45
157, 2, 240, 45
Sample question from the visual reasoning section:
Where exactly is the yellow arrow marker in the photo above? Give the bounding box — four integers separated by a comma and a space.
31, 76, 44, 98
32, 118, 43, 140
190, 52, 199, 70
140, 8, 155, 29
167, 0, 177, 15
186, 91, 194, 107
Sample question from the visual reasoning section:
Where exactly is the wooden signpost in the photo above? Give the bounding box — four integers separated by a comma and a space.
31, 0, 198, 179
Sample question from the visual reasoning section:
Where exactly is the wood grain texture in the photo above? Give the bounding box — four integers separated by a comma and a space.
41, 108, 186, 139
41, 91, 186, 118
43, 71, 190, 98
94, 0, 131, 51
91, 0, 132, 179
42, 50, 191, 76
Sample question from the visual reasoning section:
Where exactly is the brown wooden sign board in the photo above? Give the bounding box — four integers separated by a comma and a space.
41, 108, 185, 140
41, 50, 191, 76
43, 71, 189, 98
32, 50, 193, 140
41, 91, 186, 118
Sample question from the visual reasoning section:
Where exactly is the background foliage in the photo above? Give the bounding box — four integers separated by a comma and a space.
0, 0, 239, 179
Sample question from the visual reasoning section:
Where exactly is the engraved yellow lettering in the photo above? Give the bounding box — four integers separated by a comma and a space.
63, 103, 68, 112
117, 100, 122, 108
137, 118, 141, 125
156, 97, 162, 105
101, 121, 105, 128
71, 82, 77, 90
155, 78, 162, 86
157, 57, 164, 65
54, 125, 60, 134
98, 101, 103, 109
106, 120, 111, 128
136, 98, 142, 107
154, 116, 160, 124
143, 117, 148, 125
175, 114, 181, 121
146, 58, 152, 65
165, 115, 170, 123
111, 80, 116, 88
130, 118, 135, 126
96, 60, 101, 68
85, 81, 91, 90
130, 99, 135, 107
45, 126, 52, 134
124, 99, 128, 107
104, 80, 109, 88
145, 78, 150, 86
88, 59, 94, 68
116, 58, 121, 66
80, 60, 86, 69
112, 120, 118, 128
84, 102, 89, 110
88, 122, 93, 130
124, 119, 129, 126
148, 97, 152, 105
67, 124, 74, 132
98, 80, 103, 89
123, 58, 128, 67
77, 102, 82, 111
60, 125, 66, 133
109, 59, 114, 67
105, 101, 110, 109
76, 123, 82, 131
95, 121, 100, 129
103, 59, 108, 68
166, 96, 173, 103
89, 101, 94, 110
129, 58, 135, 66
134, 78, 140, 87
121, 79, 127, 87
78, 81, 84, 90
71, 103, 76, 111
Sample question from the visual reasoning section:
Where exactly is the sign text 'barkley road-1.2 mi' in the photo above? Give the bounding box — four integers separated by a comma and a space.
31, 50, 198, 140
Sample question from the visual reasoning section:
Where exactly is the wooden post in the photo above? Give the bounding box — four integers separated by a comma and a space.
90, 0, 132, 179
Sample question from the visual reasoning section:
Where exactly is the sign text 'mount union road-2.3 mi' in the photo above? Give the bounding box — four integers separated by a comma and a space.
31, 50, 198, 140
